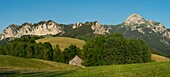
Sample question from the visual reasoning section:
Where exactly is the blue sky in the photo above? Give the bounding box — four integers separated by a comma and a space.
0, 0, 170, 32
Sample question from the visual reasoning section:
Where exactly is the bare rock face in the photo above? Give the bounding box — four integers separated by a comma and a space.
32, 21, 63, 36
72, 22, 82, 29
0, 20, 64, 40
124, 13, 146, 25
72, 21, 110, 35
91, 21, 109, 35
1, 24, 18, 39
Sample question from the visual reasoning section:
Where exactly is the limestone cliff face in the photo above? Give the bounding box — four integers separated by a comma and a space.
72, 21, 110, 35
72, 22, 82, 29
91, 21, 110, 35
0, 20, 64, 40
0, 24, 18, 40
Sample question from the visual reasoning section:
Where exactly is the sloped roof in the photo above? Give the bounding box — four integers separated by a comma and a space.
69, 55, 83, 66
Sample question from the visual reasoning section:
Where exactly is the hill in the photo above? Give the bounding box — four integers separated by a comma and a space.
0, 55, 79, 74
0, 54, 170, 76
35, 37, 86, 50
3, 60, 170, 77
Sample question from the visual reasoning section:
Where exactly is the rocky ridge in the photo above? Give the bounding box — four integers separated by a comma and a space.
72, 21, 110, 35
0, 21, 110, 40
0, 20, 64, 40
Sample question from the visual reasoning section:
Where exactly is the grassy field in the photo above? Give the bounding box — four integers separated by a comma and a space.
0, 55, 80, 75
35, 37, 86, 50
0, 55, 170, 77
1, 56, 169, 77
151, 54, 170, 62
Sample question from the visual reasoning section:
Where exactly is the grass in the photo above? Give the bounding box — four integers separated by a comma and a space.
0, 55, 170, 77
151, 54, 170, 62
2, 60, 170, 77
0, 55, 80, 74
35, 37, 86, 51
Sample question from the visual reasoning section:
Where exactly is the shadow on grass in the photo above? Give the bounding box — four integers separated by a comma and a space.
0, 70, 77, 77
0, 70, 20, 76
21, 70, 76, 77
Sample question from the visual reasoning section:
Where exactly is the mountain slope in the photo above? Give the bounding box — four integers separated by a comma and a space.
110, 13, 170, 54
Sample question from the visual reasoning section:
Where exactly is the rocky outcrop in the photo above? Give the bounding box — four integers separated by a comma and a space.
91, 21, 108, 35
0, 20, 64, 40
72, 22, 82, 29
72, 21, 110, 35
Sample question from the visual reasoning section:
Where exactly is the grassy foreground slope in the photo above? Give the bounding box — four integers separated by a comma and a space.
60, 61, 170, 77
4, 61, 170, 77
0, 55, 79, 73
0, 54, 170, 76
35, 37, 86, 50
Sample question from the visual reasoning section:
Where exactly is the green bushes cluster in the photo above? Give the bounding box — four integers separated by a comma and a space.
83, 33, 151, 66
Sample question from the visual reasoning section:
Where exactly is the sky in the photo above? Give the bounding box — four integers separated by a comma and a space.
0, 0, 170, 32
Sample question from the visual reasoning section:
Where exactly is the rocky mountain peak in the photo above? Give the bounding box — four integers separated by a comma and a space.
124, 13, 145, 25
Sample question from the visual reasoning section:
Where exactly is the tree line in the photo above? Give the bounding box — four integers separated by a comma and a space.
0, 33, 151, 66
0, 37, 81, 64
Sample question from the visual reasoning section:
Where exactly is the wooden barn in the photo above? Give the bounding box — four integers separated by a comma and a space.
69, 55, 83, 66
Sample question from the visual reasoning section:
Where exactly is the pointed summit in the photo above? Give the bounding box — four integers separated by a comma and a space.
124, 13, 145, 25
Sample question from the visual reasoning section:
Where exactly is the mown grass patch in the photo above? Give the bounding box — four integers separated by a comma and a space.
35, 37, 86, 50
151, 54, 170, 62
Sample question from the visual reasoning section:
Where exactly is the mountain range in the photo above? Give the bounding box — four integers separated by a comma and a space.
0, 13, 170, 55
